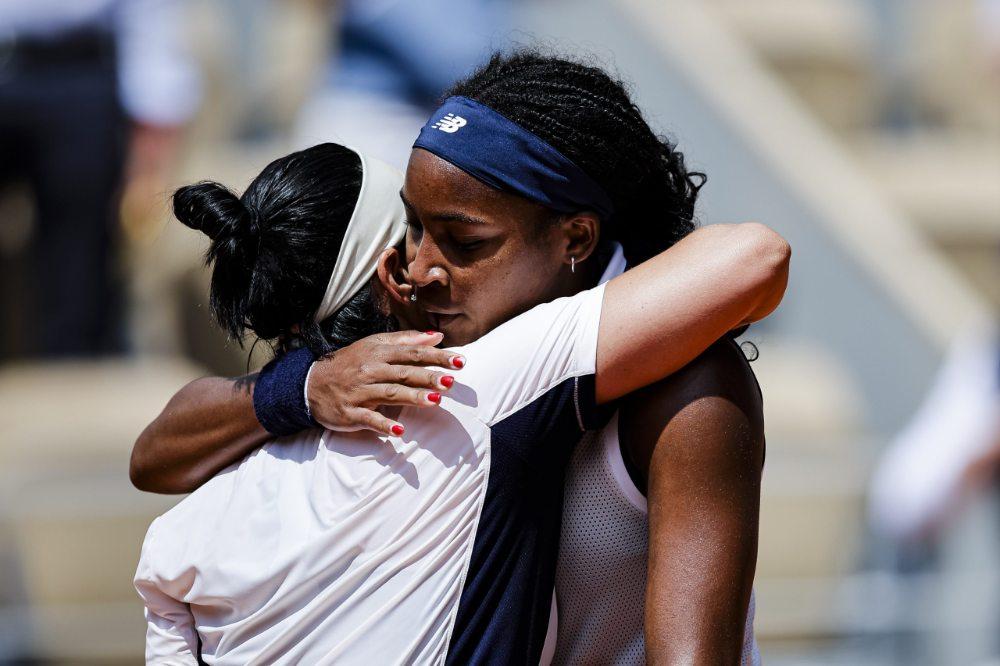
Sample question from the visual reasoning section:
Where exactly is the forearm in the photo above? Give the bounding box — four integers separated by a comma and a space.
130, 375, 269, 494
597, 222, 789, 403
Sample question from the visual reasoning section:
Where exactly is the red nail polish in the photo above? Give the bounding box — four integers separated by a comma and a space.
440, 375, 454, 388
425, 330, 438, 336
427, 392, 442, 404
451, 356, 465, 369
391, 424, 405, 436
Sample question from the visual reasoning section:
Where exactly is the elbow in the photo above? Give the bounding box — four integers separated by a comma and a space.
130, 425, 191, 495
739, 222, 790, 320
743, 222, 791, 276
130, 428, 158, 492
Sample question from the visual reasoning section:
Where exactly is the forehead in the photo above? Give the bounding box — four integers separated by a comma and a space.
402, 148, 548, 222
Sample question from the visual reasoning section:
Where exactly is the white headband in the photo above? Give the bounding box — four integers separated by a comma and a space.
313, 149, 407, 323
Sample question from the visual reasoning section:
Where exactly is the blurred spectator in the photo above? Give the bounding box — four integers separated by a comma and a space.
869, 321, 1000, 543
0, 0, 200, 358
295, 0, 511, 168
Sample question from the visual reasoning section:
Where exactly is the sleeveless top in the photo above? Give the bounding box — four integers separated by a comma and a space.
553, 412, 761, 665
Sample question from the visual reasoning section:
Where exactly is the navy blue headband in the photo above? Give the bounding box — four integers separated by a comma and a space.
413, 96, 614, 219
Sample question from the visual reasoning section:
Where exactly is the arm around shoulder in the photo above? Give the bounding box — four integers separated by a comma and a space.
596, 222, 789, 404
130, 374, 268, 494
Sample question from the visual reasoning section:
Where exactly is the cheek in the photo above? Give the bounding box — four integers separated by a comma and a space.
459, 244, 558, 322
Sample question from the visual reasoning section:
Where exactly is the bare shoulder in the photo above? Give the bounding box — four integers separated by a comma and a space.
619, 339, 765, 486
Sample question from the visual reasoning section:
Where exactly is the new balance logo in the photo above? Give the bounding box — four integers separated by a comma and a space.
432, 113, 467, 133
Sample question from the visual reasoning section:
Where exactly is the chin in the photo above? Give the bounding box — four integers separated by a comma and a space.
440, 320, 479, 347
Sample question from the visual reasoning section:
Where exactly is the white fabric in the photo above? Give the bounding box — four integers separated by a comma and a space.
135, 283, 607, 665
313, 150, 407, 323
0, 0, 201, 125
554, 415, 761, 666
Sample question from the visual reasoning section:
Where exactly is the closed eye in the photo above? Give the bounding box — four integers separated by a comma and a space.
454, 238, 484, 252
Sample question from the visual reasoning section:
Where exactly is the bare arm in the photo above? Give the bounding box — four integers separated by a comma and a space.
130, 331, 463, 494
130, 375, 266, 494
597, 222, 789, 404
619, 342, 763, 664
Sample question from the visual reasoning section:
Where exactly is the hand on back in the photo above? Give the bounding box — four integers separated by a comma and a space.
307, 330, 466, 437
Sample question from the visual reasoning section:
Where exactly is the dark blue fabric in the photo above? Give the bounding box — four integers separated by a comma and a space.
413, 96, 615, 220
252, 347, 319, 436
446, 374, 613, 665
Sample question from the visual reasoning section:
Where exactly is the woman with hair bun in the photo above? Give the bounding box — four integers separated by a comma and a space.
133, 51, 785, 665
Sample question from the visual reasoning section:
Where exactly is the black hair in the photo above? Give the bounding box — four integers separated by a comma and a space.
173, 143, 395, 356
447, 50, 705, 266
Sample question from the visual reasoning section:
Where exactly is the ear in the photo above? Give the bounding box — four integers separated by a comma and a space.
376, 247, 416, 305
559, 211, 601, 268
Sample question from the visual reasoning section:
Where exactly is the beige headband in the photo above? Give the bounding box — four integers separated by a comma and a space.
313, 149, 407, 323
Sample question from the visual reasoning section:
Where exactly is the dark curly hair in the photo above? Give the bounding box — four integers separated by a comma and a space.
446, 50, 705, 266
173, 143, 394, 356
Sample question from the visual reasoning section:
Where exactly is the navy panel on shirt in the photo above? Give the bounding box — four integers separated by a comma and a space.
446, 374, 613, 665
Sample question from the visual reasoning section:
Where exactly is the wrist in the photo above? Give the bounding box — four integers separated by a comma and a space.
253, 347, 319, 436
303, 360, 320, 421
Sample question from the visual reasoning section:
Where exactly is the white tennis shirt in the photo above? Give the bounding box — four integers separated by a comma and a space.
135, 282, 612, 665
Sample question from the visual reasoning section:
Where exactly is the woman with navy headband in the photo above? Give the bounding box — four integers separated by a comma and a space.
132, 52, 783, 663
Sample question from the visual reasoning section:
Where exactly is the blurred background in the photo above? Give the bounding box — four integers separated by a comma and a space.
0, 0, 998, 663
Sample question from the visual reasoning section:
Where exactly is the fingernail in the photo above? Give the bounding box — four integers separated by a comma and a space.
391, 424, 405, 436
425, 330, 439, 336
451, 356, 465, 369
440, 375, 454, 388
427, 392, 442, 404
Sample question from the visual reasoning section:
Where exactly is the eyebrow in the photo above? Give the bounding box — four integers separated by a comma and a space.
399, 190, 490, 227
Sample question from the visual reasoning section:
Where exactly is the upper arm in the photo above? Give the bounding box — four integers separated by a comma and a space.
134, 523, 201, 664
454, 284, 605, 426
139, 585, 201, 664
618, 344, 763, 663
596, 223, 789, 404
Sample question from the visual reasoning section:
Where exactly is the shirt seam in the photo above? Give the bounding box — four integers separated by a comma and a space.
485, 369, 593, 428
438, 432, 492, 664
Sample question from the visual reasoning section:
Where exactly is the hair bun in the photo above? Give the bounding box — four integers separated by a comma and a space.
173, 181, 260, 245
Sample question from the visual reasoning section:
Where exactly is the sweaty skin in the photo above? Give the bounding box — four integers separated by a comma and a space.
132, 149, 788, 661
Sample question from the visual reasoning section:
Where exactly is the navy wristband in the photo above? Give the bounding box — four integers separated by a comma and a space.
253, 346, 319, 436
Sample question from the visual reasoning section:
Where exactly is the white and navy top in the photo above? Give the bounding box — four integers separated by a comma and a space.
134, 282, 612, 665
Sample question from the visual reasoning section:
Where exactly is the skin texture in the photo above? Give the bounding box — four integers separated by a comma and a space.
619, 341, 764, 664
131, 147, 790, 661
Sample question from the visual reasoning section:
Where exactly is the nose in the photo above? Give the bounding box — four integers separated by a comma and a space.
409, 235, 449, 289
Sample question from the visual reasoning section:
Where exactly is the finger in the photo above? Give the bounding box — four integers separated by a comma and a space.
375, 344, 466, 370
369, 330, 443, 347
369, 365, 454, 391
361, 384, 444, 408
350, 408, 407, 437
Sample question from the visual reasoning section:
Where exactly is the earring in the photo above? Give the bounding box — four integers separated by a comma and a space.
571, 256, 576, 273
409, 293, 417, 302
